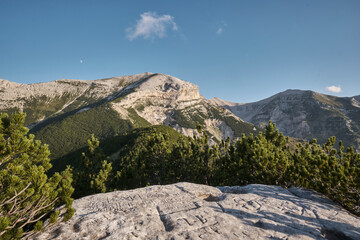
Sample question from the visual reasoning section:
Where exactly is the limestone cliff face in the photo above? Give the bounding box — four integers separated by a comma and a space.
133, 73, 201, 101
30, 182, 360, 240
0, 73, 254, 149
211, 90, 360, 151
112, 73, 203, 118
107, 73, 248, 141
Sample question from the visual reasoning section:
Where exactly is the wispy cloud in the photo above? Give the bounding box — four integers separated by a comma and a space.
126, 12, 178, 41
216, 22, 227, 35
326, 85, 342, 93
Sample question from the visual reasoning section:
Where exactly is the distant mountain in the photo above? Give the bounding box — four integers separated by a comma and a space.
210, 89, 360, 151
0, 73, 256, 161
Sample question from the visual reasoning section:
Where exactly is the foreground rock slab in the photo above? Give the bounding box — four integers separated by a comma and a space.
32, 183, 360, 240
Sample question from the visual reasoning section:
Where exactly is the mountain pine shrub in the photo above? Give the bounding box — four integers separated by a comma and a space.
73, 134, 112, 198
289, 137, 360, 215
60, 120, 359, 216
0, 112, 74, 239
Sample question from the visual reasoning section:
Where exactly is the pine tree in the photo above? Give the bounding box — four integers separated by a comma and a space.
288, 137, 360, 215
140, 131, 171, 185
0, 112, 74, 239
74, 134, 112, 198
170, 136, 195, 183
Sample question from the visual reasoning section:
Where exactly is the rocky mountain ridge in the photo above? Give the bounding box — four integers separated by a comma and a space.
0, 73, 256, 160
31, 182, 360, 240
210, 89, 360, 151
0, 73, 154, 124
4, 72, 359, 154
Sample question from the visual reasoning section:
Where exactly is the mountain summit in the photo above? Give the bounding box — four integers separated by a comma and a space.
211, 89, 360, 151
0, 73, 256, 160
3, 73, 358, 156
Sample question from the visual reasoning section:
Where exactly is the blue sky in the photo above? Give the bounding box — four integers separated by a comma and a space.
1, 0, 359, 102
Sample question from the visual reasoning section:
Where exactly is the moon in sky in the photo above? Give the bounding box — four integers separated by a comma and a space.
80, 59, 83, 64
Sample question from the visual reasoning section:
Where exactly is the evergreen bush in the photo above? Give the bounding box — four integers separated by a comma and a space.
0, 112, 74, 239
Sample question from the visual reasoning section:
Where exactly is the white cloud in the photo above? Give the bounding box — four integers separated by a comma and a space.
326, 85, 342, 93
126, 12, 178, 41
80, 59, 83, 64
216, 22, 227, 35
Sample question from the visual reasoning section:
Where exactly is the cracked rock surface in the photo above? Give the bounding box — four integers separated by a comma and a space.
32, 183, 360, 240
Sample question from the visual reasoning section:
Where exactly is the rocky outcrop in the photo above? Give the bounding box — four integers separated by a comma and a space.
212, 90, 360, 151
31, 182, 360, 240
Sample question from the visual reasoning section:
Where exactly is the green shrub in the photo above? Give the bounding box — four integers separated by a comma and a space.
0, 112, 74, 239
74, 134, 112, 198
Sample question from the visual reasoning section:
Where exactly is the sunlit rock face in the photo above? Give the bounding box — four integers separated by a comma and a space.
0, 73, 253, 143
0, 73, 153, 115
31, 182, 360, 240
212, 90, 360, 152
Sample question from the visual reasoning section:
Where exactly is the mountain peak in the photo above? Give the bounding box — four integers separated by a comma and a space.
0, 73, 257, 160
114, 73, 203, 107
138, 73, 198, 92
279, 89, 315, 96
96, 72, 153, 82
216, 89, 360, 151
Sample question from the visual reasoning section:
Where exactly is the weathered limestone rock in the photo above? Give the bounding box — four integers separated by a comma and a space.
31, 183, 360, 240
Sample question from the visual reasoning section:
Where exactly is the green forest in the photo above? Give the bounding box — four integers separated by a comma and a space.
1, 112, 360, 239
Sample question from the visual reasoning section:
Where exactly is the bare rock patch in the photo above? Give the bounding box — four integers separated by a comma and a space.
30, 183, 360, 240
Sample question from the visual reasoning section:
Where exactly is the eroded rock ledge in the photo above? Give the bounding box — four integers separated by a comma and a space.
32, 183, 360, 240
